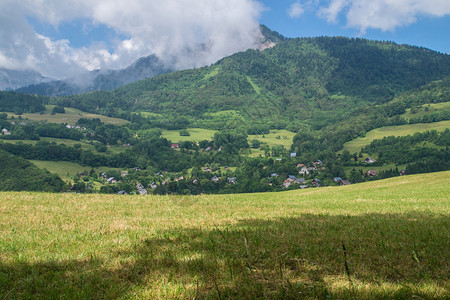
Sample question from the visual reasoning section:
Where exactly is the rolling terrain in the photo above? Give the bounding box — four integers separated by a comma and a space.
0, 172, 448, 298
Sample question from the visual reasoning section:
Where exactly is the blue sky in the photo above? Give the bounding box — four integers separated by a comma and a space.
1, 0, 449, 78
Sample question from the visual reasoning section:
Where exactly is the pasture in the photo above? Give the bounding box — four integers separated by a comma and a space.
342, 120, 450, 154
6, 105, 129, 126
0, 171, 448, 299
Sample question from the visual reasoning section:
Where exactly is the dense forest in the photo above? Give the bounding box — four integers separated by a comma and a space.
0, 149, 66, 192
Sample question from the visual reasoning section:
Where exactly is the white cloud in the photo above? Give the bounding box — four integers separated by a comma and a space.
318, 0, 450, 33
288, 2, 305, 18
0, 0, 264, 79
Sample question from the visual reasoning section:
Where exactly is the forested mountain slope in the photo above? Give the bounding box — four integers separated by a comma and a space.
57, 37, 450, 132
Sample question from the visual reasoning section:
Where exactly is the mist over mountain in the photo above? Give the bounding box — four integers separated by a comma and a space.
16, 54, 173, 96
15, 25, 285, 96
0, 68, 54, 91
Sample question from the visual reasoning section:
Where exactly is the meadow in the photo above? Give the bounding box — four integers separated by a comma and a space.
342, 120, 450, 154
0, 171, 449, 299
7, 105, 129, 126
29, 160, 123, 182
161, 128, 218, 143
401, 102, 450, 120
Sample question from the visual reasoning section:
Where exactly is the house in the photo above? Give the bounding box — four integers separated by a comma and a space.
121, 171, 128, 177
107, 177, 117, 184
295, 178, 306, 184
203, 167, 212, 172
227, 177, 237, 184
366, 170, 377, 177
175, 176, 185, 181
2, 128, 11, 135
333, 177, 342, 182
271, 173, 279, 177
400, 169, 407, 176
211, 176, 220, 182
100, 172, 107, 179
205, 146, 212, 151
299, 185, 309, 189
297, 164, 306, 168
192, 178, 198, 184
339, 180, 351, 186
137, 188, 148, 195
299, 167, 309, 175
287, 175, 296, 182
136, 183, 144, 190
290, 152, 297, 158
312, 179, 320, 187
282, 180, 291, 188
365, 157, 377, 164
117, 190, 127, 195
218, 146, 222, 152
150, 182, 158, 189
171, 143, 179, 149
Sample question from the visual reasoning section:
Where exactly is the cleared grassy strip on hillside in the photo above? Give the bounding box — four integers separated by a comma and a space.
5, 105, 129, 125
0, 172, 449, 298
342, 120, 450, 154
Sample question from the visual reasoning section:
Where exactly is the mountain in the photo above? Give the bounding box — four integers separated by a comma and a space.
57, 37, 450, 132
16, 25, 288, 97
0, 68, 53, 91
16, 54, 173, 97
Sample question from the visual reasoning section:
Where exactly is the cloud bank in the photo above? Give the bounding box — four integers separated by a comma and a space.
318, 0, 450, 33
0, 0, 263, 79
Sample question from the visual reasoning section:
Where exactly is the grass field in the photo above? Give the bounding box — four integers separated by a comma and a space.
6, 105, 129, 126
1, 171, 449, 299
30, 160, 123, 182
342, 120, 450, 154
401, 102, 450, 120
161, 128, 218, 143
248, 130, 296, 148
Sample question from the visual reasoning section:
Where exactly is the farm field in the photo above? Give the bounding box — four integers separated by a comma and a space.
30, 160, 123, 182
0, 171, 448, 299
161, 128, 218, 143
5, 105, 129, 126
248, 129, 296, 148
342, 120, 450, 154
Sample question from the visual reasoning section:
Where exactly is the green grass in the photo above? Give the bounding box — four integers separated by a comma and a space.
6, 105, 129, 125
246, 76, 261, 95
342, 120, 450, 154
2, 138, 128, 155
1, 171, 448, 298
161, 128, 218, 142
248, 130, 296, 148
343, 163, 407, 176
401, 102, 450, 120
30, 160, 123, 182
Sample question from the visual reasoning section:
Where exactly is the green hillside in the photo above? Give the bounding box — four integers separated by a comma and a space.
0, 172, 448, 298
0, 149, 66, 192
57, 37, 450, 132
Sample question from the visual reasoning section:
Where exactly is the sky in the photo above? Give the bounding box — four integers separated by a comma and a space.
0, 0, 449, 80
